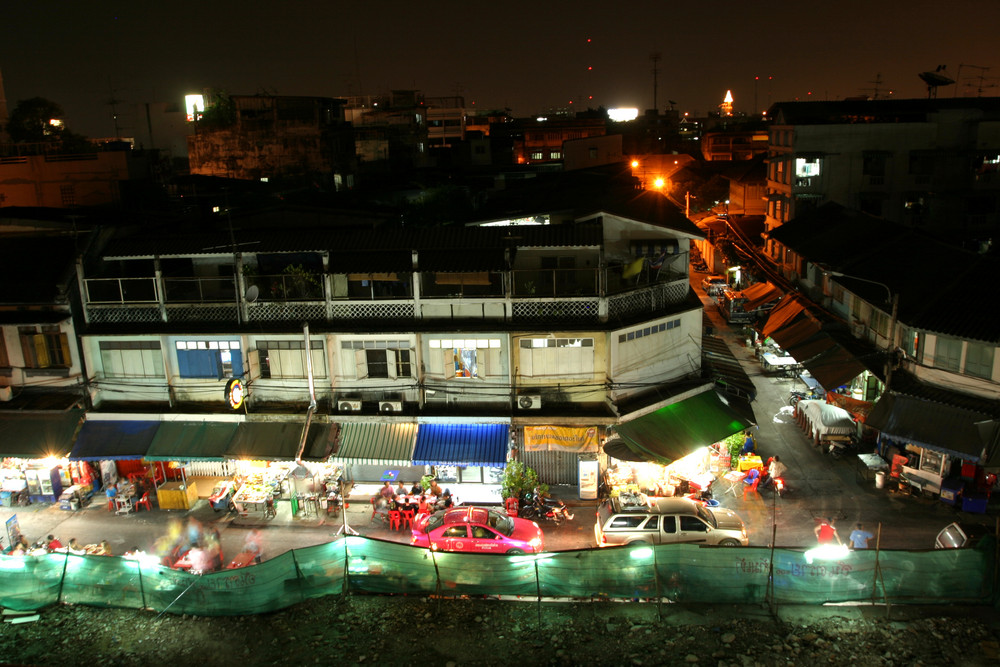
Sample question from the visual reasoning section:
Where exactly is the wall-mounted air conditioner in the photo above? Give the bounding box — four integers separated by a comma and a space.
518, 394, 542, 410
379, 400, 403, 413
338, 399, 362, 412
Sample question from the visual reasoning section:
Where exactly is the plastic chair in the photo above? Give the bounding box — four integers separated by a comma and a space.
134, 492, 152, 512
504, 496, 519, 517
742, 468, 761, 500
400, 508, 415, 530
388, 510, 402, 530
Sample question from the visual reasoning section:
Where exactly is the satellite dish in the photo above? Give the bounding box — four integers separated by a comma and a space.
919, 67, 955, 98
245, 285, 259, 302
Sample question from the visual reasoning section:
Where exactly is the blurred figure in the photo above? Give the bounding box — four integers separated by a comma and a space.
154, 517, 185, 565
849, 523, 874, 550
243, 529, 264, 564
46, 535, 63, 550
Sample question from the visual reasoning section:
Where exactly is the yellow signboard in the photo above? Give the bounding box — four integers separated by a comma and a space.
523, 426, 599, 452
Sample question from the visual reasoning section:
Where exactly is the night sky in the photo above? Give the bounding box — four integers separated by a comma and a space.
3, 1, 999, 138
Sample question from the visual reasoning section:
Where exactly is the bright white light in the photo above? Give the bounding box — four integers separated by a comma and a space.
536, 116, 548, 122
185, 94, 205, 122
804, 543, 850, 564
629, 547, 654, 560
608, 108, 639, 122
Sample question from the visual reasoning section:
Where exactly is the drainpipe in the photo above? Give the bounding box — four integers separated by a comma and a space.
295, 321, 317, 465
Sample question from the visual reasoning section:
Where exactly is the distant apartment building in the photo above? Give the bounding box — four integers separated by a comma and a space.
187, 95, 356, 188
492, 116, 607, 166
0, 147, 132, 208
762, 98, 1000, 260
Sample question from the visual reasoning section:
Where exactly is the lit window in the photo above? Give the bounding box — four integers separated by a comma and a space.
795, 158, 821, 178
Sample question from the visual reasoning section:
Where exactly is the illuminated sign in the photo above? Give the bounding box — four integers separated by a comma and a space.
225, 378, 245, 410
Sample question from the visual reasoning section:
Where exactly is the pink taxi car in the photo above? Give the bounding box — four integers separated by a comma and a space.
411, 506, 544, 554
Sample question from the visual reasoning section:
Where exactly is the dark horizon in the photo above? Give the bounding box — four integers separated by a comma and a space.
2, 1, 999, 138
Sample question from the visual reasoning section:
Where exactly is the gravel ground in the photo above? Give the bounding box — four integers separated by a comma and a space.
2, 595, 999, 667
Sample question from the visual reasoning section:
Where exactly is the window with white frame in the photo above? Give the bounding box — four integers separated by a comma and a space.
257, 339, 326, 379
530, 152, 544, 160
99, 341, 164, 378
965, 342, 994, 380
933, 337, 962, 373
430, 338, 501, 379
340, 340, 413, 379
519, 337, 594, 377
618, 320, 681, 344
175, 340, 242, 379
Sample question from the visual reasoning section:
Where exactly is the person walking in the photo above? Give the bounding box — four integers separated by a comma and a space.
849, 523, 874, 549
814, 517, 842, 545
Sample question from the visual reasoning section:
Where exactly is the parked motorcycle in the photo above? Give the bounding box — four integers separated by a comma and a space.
520, 493, 573, 524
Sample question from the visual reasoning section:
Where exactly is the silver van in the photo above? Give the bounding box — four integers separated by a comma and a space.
594, 496, 748, 547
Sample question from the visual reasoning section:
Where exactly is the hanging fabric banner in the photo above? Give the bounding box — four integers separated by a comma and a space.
523, 426, 599, 453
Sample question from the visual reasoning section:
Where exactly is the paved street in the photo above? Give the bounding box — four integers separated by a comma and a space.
2, 283, 996, 561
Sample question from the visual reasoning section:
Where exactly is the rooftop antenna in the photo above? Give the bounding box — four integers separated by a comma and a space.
956, 64, 996, 97
918, 65, 954, 99
650, 52, 661, 111
861, 73, 890, 100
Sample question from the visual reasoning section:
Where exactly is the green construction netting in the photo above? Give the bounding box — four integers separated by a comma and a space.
1, 537, 994, 616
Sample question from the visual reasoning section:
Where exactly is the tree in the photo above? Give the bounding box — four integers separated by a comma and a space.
5, 97, 67, 143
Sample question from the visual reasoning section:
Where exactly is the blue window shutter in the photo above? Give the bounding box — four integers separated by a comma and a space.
177, 350, 192, 377
231, 350, 244, 377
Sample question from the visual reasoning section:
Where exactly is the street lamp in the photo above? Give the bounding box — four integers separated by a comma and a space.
827, 271, 899, 389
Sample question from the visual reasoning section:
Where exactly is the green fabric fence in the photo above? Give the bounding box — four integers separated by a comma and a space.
1, 537, 994, 616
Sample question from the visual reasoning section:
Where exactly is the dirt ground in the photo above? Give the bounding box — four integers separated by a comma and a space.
1, 595, 999, 667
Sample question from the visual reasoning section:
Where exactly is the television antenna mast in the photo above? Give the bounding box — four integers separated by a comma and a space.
956, 64, 997, 97
650, 52, 661, 111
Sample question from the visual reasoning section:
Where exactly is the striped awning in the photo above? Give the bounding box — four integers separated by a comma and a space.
332, 422, 417, 466
412, 423, 510, 467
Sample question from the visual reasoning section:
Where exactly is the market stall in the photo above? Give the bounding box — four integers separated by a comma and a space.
796, 399, 857, 445
601, 447, 717, 500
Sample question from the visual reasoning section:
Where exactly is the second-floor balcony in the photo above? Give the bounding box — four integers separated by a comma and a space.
82, 264, 690, 327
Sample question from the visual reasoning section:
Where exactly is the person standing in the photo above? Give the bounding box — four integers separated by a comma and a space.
814, 517, 842, 545
849, 523, 874, 549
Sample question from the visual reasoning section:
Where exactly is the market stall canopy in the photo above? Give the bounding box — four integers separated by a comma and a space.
760, 295, 807, 339
611, 388, 754, 464
412, 423, 509, 467
770, 318, 866, 392
797, 400, 856, 439
332, 422, 417, 466
145, 421, 239, 461
0, 409, 84, 459
867, 393, 1000, 465
602, 437, 655, 462
226, 421, 336, 461
68, 420, 160, 461
826, 392, 874, 423
740, 282, 782, 312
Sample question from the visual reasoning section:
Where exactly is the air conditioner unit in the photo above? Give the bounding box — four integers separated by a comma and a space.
379, 400, 403, 413
338, 399, 362, 412
518, 394, 542, 410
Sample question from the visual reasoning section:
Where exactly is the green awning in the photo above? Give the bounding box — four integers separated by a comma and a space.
0, 409, 85, 459
145, 422, 240, 461
612, 389, 753, 464
331, 422, 417, 466
226, 421, 336, 461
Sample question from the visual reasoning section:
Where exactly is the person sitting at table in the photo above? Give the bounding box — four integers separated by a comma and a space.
410, 480, 423, 496
436, 490, 454, 510
428, 479, 444, 497
760, 455, 787, 489
375, 481, 394, 508
416, 495, 431, 517
66, 538, 86, 555
395, 480, 408, 497
46, 535, 63, 551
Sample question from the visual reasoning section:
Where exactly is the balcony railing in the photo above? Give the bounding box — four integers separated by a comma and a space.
83, 266, 690, 325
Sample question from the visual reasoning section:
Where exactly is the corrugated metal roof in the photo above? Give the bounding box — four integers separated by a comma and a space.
867, 392, 1000, 463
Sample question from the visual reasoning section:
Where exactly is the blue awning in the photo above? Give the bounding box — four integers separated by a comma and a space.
412, 423, 509, 467
68, 420, 160, 461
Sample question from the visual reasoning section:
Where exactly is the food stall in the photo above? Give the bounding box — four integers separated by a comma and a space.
232, 465, 288, 516
602, 447, 717, 499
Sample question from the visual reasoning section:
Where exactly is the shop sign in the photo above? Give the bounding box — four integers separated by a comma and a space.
225, 378, 245, 410
523, 426, 599, 453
